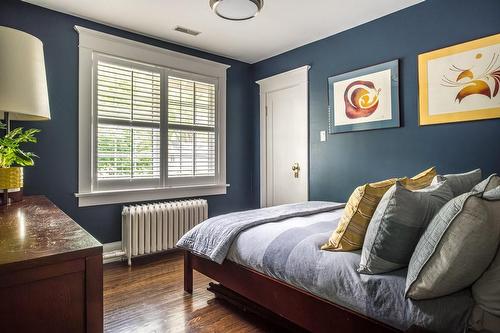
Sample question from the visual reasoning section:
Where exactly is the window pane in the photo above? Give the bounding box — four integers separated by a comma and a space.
97, 61, 161, 124
97, 124, 160, 180
168, 129, 194, 177
132, 71, 161, 123
167, 129, 215, 178
97, 125, 132, 179
194, 131, 215, 176
168, 76, 215, 127
97, 63, 132, 121
132, 127, 161, 179
195, 82, 216, 127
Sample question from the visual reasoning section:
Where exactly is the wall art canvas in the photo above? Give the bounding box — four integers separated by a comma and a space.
419, 33, 500, 125
328, 60, 399, 134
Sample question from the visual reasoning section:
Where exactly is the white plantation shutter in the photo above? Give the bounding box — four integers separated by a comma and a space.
96, 59, 161, 186
167, 76, 216, 178
92, 54, 219, 191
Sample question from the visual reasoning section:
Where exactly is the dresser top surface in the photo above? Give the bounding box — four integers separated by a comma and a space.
0, 196, 102, 268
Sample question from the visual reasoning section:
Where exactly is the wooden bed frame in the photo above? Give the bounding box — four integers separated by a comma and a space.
184, 251, 427, 333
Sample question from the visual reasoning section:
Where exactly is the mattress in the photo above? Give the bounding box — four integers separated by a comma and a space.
226, 209, 473, 332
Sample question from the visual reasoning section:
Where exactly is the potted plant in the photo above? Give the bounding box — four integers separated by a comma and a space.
0, 121, 40, 205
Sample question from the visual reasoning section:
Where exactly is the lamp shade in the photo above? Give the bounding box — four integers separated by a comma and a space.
0, 26, 50, 121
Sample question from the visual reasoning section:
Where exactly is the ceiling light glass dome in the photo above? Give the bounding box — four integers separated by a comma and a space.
210, 0, 264, 21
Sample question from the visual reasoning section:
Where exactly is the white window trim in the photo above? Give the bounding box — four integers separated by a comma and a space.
74, 26, 229, 207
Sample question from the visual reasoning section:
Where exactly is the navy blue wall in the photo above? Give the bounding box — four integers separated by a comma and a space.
0, 0, 258, 243
252, 0, 500, 203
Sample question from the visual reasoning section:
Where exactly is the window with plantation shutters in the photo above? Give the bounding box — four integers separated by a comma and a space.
90, 53, 224, 194
76, 27, 227, 206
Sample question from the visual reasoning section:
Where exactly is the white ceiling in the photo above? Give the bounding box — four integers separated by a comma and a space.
23, 0, 423, 64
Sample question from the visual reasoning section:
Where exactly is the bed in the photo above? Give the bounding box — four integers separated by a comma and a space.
180, 203, 473, 333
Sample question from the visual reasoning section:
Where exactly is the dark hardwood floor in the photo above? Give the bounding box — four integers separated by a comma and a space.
104, 251, 284, 333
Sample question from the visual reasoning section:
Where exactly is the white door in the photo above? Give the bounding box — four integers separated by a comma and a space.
257, 66, 309, 207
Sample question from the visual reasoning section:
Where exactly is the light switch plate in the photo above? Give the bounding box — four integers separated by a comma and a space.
320, 130, 327, 142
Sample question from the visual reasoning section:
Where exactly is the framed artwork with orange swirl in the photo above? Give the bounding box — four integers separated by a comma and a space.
328, 59, 400, 134
419, 33, 500, 125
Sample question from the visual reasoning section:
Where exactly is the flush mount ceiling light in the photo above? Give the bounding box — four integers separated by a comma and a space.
209, 0, 264, 21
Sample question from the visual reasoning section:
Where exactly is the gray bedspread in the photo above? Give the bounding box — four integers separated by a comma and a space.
177, 201, 344, 264
226, 208, 473, 332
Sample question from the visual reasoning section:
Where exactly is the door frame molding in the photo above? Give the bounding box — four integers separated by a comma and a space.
256, 65, 310, 207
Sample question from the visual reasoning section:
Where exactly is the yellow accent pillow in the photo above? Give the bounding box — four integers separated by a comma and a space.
321, 167, 437, 252
321, 178, 398, 252
404, 166, 437, 190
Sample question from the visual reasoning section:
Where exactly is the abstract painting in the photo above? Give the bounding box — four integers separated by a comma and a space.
419, 33, 500, 125
328, 60, 399, 134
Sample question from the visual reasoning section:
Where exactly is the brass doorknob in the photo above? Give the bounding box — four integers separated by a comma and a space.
292, 162, 300, 178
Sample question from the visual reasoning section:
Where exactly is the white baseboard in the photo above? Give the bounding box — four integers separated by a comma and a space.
103, 241, 124, 264
103, 241, 122, 252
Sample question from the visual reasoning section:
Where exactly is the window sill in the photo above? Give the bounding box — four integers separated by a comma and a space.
75, 184, 229, 207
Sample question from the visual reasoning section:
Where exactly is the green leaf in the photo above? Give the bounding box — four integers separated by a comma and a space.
0, 126, 40, 167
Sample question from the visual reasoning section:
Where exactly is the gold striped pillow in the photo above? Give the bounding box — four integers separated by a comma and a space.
321, 167, 436, 252
321, 178, 398, 252
403, 167, 437, 190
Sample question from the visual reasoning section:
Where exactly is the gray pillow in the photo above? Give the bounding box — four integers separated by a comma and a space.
472, 173, 500, 193
473, 246, 500, 317
358, 180, 453, 275
483, 186, 500, 199
469, 305, 500, 333
434, 169, 482, 197
472, 188, 500, 317
405, 190, 500, 300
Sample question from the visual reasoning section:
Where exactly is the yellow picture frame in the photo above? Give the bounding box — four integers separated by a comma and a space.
418, 33, 500, 125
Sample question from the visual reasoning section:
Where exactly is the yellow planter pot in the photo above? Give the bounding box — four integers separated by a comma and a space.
0, 167, 23, 190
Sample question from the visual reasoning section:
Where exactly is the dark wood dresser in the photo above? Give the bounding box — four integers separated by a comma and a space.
0, 196, 103, 333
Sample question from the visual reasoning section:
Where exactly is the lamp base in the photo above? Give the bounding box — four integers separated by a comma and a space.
0, 188, 23, 206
